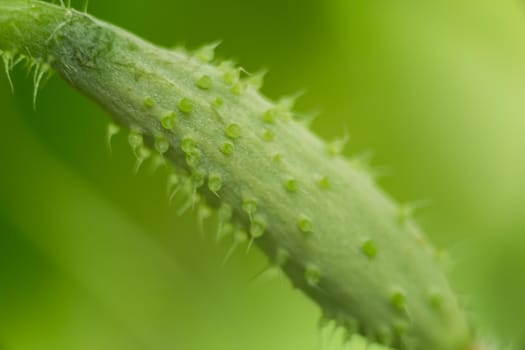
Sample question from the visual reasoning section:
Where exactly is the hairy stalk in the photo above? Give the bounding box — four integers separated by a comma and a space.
0, 1, 473, 349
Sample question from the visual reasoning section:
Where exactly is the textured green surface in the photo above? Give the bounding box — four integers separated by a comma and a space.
0, 1, 472, 349
1, 1, 525, 350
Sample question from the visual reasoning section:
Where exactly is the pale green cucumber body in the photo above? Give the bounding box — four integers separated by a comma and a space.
0, 1, 472, 349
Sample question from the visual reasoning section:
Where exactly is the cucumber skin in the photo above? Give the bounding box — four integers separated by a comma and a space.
0, 1, 472, 349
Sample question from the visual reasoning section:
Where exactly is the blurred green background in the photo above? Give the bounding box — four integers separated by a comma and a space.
1, 0, 525, 349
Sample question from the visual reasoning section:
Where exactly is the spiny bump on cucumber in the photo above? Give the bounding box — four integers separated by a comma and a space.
196, 74, 212, 90
213, 97, 224, 107
0, 1, 474, 349
297, 214, 313, 234
0, 49, 52, 106
318, 175, 331, 189
326, 135, 349, 156
217, 203, 234, 241
167, 173, 180, 198
154, 135, 169, 155
143, 96, 155, 108
225, 123, 241, 139
178, 97, 194, 113
242, 197, 257, 218
161, 111, 177, 130
250, 215, 266, 239
223, 226, 248, 265
128, 129, 143, 153
263, 109, 278, 124
429, 290, 444, 310
180, 136, 196, 153
285, 177, 299, 193
262, 129, 274, 142
305, 264, 321, 286
106, 122, 120, 151
220, 141, 234, 155
207, 172, 223, 195
1, 50, 15, 91
219, 60, 240, 85
197, 203, 212, 232
134, 145, 151, 173
390, 289, 407, 313
361, 239, 378, 259
231, 82, 245, 96
275, 247, 289, 267
196, 40, 221, 63
247, 69, 267, 90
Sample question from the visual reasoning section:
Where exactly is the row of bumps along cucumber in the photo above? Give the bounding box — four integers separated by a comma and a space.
0, 1, 473, 349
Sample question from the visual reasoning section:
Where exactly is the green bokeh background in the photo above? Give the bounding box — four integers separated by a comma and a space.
1, 0, 525, 349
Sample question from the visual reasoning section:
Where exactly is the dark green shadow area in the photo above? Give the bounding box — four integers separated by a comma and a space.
0, 213, 60, 319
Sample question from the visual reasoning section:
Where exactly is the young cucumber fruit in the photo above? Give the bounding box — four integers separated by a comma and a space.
0, 1, 472, 349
